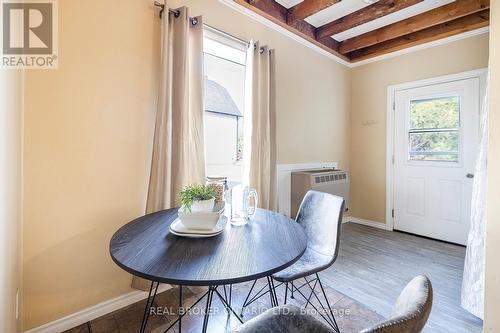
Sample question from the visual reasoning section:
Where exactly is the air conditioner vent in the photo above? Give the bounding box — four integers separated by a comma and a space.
314, 172, 348, 184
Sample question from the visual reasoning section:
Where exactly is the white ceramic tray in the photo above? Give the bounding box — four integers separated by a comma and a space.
169, 216, 227, 238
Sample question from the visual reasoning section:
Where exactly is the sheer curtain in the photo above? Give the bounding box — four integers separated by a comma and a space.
244, 41, 277, 210
132, 6, 205, 290
461, 72, 489, 318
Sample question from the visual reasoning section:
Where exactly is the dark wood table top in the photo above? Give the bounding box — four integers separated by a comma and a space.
109, 208, 307, 286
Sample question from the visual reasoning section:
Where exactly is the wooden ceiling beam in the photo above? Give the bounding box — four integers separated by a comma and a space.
339, 0, 489, 54
349, 9, 490, 62
246, 0, 288, 22
288, 0, 341, 20
233, 0, 349, 61
316, 0, 424, 40
230, 0, 490, 63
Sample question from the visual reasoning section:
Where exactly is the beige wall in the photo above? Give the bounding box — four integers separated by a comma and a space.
22, 0, 160, 328
484, 1, 500, 331
0, 69, 23, 333
23, 0, 351, 329
350, 34, 490, 224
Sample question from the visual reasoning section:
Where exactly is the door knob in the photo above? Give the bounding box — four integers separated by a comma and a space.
466, 173, 474, 179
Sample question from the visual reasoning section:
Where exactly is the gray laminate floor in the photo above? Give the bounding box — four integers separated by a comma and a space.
323, 222, 483, 333
64, 222, 482, 333
63, 280, 383, 333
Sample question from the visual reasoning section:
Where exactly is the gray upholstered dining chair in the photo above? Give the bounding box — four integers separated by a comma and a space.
235, 275, 433, 333
240, 191, 345, 332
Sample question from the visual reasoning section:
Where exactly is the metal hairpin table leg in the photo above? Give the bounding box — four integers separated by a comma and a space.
202, 286, 216, 333
270, 277, 278, 306
223, 285, 229, 312
179, 285, 183, 333
141, 284, 242, 333
162, 288, 210, 333
139, 281, 160, 333
240, 280, 257, 317
284, 282, 288, 305
214, 288, 244, 324
266, 276, 278, 307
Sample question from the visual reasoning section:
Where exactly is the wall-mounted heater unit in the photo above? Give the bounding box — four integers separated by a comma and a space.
291, 169, 350, 219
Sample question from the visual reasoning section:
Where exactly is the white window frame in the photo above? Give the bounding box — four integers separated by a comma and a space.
406, 93, 462, 165
202, 25, 248, 182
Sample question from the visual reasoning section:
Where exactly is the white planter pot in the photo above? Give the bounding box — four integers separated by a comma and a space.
190, 198, 215, 213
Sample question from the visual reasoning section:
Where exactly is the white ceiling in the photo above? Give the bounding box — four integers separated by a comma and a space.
275, 0, 303, 8
275, 0, 456, 42
305, 0, 370, 27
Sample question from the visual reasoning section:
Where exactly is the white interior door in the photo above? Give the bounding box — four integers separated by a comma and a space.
393, 78, 480, 245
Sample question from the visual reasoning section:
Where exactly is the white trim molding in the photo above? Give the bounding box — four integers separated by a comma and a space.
277, 162, 338, 217
343, 216, 391, 230
24, 285, 172, 333
218, 0, 489, 69
386, 68, 488, 234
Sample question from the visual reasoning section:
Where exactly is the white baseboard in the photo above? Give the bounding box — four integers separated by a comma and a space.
24, 284, 172, 333
343, 216, 391, 231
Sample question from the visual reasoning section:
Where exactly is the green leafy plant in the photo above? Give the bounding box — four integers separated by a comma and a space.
178, 184, 216, 212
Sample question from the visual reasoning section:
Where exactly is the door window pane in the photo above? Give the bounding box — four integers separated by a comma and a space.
408, 96, 460, 162
409, 131, 459, 161
410, 96, 460, 129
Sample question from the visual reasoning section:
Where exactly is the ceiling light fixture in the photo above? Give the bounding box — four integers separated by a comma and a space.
362, 0, 380, 4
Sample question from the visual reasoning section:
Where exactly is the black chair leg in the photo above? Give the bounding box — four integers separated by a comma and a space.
316, 274, 340, 333
303, 277, 318, 310
286, 275, 341, 333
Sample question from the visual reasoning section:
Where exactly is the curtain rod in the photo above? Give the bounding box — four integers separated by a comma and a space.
153, 1, 180, 18
152, 2, 267, 52
152, 2, 249, 46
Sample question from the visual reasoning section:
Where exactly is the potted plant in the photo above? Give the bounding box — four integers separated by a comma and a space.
179, 184, 216, 213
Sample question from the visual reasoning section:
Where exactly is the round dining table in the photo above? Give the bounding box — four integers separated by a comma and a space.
109, 207, 307, 333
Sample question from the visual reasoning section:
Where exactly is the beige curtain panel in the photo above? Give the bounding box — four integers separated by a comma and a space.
247, 41, 277, 210
132, 6, 205, 291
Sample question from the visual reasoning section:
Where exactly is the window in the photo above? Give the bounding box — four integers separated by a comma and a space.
203, 27, 247, 183
408, 96, 460, 162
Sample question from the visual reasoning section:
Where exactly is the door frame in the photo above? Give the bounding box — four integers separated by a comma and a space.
386, 68, 488, 231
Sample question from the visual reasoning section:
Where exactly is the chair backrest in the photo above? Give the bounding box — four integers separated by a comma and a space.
360, 275, 433, 333
296, 190, 345, 259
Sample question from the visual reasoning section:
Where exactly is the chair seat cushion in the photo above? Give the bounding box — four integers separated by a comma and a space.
272, 247, 333, 282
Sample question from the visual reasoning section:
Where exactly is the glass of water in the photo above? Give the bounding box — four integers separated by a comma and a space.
230, 185, 258, 226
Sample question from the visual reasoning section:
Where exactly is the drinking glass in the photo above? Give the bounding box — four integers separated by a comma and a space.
230, 185, 258, 226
